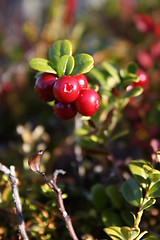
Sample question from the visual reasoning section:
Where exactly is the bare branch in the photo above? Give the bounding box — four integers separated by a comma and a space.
0, 163, 28, 240
40, 171, 79, 240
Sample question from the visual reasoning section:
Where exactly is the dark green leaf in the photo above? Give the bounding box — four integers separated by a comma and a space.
129, 160, 152, 188
140, 198, 156, 211
91, 184, 108, 210
123, 86, 143, 98
106, 184, 123, 208
57, 55, 75, 77
29, 58, 57, 73
121, 227, 140, 239
148, 181, 160, 198
71, 53, 94, 75
48, 40, 72, 68
126, 62, 138, 74
121, 178, 143, 207
121, 211, 135, 227
102, 210, 122, 227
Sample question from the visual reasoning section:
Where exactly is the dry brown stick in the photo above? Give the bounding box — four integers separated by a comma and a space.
0, 163, 28, 240
40, 170, 79, 240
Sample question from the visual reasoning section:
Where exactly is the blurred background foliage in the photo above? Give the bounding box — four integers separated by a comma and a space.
1, 0, 160, 239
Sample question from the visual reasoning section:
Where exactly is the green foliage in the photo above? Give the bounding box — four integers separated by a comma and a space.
29, 40, 94, 78
29, 58, 57, 74
121, 178, 143, 207
91, 183, 108, 210
104, 226, 140, 240
57, 55, 75, 77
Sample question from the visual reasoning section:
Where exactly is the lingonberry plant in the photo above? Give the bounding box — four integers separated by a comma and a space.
29, 40, 100, 119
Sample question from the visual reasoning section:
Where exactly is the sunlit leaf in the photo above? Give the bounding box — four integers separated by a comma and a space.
57, 55, 74, 77
29, 58, 57, 73
71, 53, 94, 75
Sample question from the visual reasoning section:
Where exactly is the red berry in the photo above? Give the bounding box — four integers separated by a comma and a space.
35, 73, 57, 102
53, 76, 80, 103
75, 89, 100, 116
126, 69, 149, 91
154, 23, 160, 38
133, 14, 154, 33
54, 101, 77, 120
136, 50, 153, 69
73, 74, 88, 90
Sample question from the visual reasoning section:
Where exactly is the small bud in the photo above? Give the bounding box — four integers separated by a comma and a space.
28, 150, 43, 173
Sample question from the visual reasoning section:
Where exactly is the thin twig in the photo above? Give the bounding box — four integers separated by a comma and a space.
40, 170, 79, 240
0, 163, 28, 240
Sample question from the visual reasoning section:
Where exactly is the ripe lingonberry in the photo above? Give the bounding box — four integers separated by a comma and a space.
75, 89, 100, 116
53, 76, 80, 103
54, 101, 77, 120
126, 69, 149, 91
35, 73, 57, 102
133, 14, 154, 33
73, 74, 88, 90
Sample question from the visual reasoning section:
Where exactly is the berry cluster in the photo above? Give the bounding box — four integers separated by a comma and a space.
35, 73, 100, 120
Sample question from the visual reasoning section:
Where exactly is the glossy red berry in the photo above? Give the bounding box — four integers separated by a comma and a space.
54, 101, 77, 120
75, 89, 100, 116
154, 23, 160, 38
133, 14, 154, 33
53, 76, 80, 103
35, 73, 57, 102
126, 69, 149, 91
73, 74, 88, 90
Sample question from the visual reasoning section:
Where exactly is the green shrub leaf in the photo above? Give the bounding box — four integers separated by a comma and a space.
121, 178, 143, 207
91, 183, 108, 210
106, 184, 123, 209
102, 210, 122, 227
104, 226, 140, 240
129, 160, 152, 188
140, 198, 156, 211
48, 40, 72, 68
71, 53, 94, 75
29, 58, 57, 73
123, 86, 143, 98
148, 181, 160, 198
57, 55, 75, 77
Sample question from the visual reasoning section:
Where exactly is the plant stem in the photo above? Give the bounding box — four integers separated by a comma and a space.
0, 163, 28, 240
41, 171, 79, 240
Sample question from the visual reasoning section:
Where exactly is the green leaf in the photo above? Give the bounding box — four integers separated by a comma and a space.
48, 40, 72, 68
126, 62, 138, 74
91, 184, 108, 210
106, 184, 123, 208
123, 86, 143, 98
102, 61, 121, 83
148, 181, 160, 198
121, 227, 140, 240
104, 226, 140, 240
121, 211, 135, 227
129, 160, 152, 188
102, 210, 122, 227
121, 178, 143, 207
57, 55, 75, 77
29, 58, 57, 73
140, 198, 156, 211
143, 165, 160, 184
71, 53, 94, 75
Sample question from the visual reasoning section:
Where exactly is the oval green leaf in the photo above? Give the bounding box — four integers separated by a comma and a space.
91, 183, 108, 210
104, 226, 140, 240
29, 58, 57, 74
57, 55, 75, 77
121, 178, 143, 207
105, 184, 123, 209
71, 53, 94, 75
140, 198, 156, 211
123, 86, 143, 98
48, 40, 72, 68
129, 160, 152, 189
148, 181, 160, 198
102, 210, 122, 227
102, 61, 121, 83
